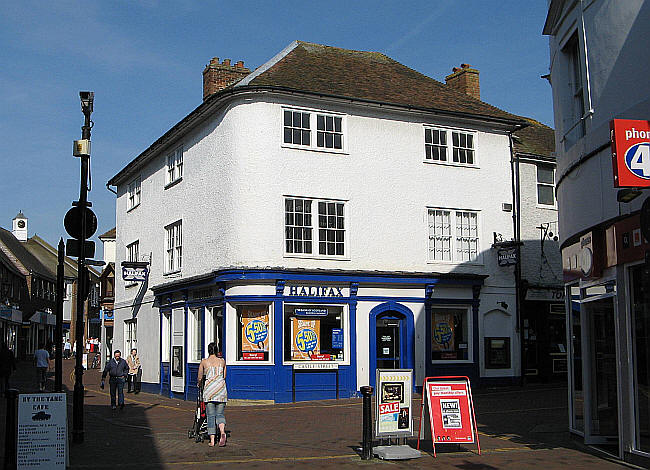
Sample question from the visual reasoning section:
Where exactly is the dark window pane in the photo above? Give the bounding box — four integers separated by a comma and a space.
336, 231, 344, 242
284, 128, 293, 143
337, 218, 344, 229
286, 240, 292, 252
295, 199, 303, 211
453, 148, 459, 162
440, 131, 447, 145
425, 145, 432, 159
441, 148, 447, 161
302, 113, 310, 129
285, 199, 293, 211
538, 166, 554, 184
328, 202, 336, 215
432, 148, 439, 160
293, 111, 301, 127
467, 150, 474, 164
293, 129, 301, 143
286, 227, 292, 239
296, 213, 303, 226
318, 202, 326, 215
317, 115, 325, 130
286, 213, 293, 225
305, 228, 312, 240
538, 185, 554, 205
284, 110, 292, 126
302, 130, 311, 145
294, 241, 302, 253
336, 244, 344, 256
319, 242, 326, 255
317, 132, 324, 147
305, 200, 311, 212
325, 133, 333, 148
460, 133, 467, 147
328, 216, 336, 228
467, 134, 473, 148
425, 129, 432, 144
319, 215, 326, 228
305, 215, 312, 226
334, 134, 342, 149
336, 204, 343, 216
334, 117, 341, 133
326, 116, 334, 131
319, 229, 326, 240
328, 244, 335, 255
459, 149, 466, 163
452, 132, 459, 147
304, 241, 312, 253
327, 230, 335, 242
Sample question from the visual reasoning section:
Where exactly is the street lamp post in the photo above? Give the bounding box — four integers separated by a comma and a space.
72, 91, 94, 444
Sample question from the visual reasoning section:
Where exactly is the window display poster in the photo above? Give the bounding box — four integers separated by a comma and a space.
241, 306, 269, 360
375, 369, 413, 437
425, 381, 475, 443
18, 393, 67, 469
432, 313, 455, 352
291, 318, 320, 360
331, 328, 343, 349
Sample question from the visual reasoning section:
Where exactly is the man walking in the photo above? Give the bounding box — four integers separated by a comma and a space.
126, 348, 141, 394
34, 343, 50, 392
101, 350, 129, 410
63, 339, 71, 359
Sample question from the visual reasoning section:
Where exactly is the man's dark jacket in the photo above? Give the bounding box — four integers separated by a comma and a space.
102, 357, 129, 379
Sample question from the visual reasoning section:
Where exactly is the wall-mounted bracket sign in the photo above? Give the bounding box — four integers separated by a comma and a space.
121, 261, 149, 282
611, 119, 650, 187
497, 247, 518, 266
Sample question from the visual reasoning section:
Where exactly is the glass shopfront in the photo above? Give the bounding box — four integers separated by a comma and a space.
630, 265, 650, 454
284, 304, 344, 362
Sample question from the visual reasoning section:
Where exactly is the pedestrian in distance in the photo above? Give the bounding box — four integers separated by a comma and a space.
0, 340, 16, 394
101, 350, 130, 410
34, 343, 51, 392
197, 342, 228, 447
63, 339, 71, 359
126, 348, 141, 394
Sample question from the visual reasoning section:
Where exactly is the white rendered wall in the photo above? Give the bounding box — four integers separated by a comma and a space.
102, 239, 115, 265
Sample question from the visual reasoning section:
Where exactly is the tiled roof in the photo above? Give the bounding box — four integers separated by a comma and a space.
512, 118, 556, 159
0, 228, 55, 280
246, 41, 522, 123
24, 236, 79, 279
99, 227, 116, 239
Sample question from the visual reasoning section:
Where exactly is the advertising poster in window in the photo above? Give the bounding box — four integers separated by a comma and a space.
241, 306, 269, 360
432, 313, 455, 357
423, 380, 475, 443
375, 369, 413, 437
291, 318, 321, 360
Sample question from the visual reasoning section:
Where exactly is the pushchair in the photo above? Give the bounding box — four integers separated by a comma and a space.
187, 381, 209, 443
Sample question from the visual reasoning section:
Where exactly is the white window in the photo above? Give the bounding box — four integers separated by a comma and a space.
165, 221, 182, 273
188, 308, 202, 362
285, 197, 345, 257
166, 146, 183, 185
127, 176, 141, 210
127, 240, 139, 263
124, 319, 137, 353
424, 127, 476, 165
283, 108, 344, 151
562, 33, 586, 148
428, 208, 480, 263
537, 165, 555, 206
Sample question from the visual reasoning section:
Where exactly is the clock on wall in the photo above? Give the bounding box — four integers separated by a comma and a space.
17, 220, 25, 229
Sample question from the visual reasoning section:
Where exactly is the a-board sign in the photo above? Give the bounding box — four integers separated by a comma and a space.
418, 376, 480, 457
611, 119, 650, 187
375, 369, 413, 437
18, 393, 67, 469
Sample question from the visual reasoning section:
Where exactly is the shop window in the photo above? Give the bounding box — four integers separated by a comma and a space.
284, 305, 344, 362
431, 307, 470, 361
161, 312, 171, 362
237, 304, 270, 361
485, 337, 511, 369
188, 308, 202, 362
124, 319, 137, 353
205, 306, 223, 354
631, 265, 650, 453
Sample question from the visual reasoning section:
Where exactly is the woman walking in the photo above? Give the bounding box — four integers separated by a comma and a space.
197, 343, 227, 447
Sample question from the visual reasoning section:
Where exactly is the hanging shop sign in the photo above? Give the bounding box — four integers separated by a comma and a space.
497, 247, 518, 266
122, 266, 148, 282
17, 393, 67, 469
418, 377, 481, 457
375, 369, 413, 437
241, 306, 269, 360
287, 285, 345, 297
611, 119, 650, 187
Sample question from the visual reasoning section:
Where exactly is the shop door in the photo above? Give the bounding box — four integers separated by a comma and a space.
376, 317, 401, 369
170, 308, 185, 393
585, 296, 619, 453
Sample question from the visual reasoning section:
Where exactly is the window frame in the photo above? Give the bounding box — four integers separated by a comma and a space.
164, 220, 182, 275
127, 176, 141, 211
283, 196, 349, 260
427, 207, 482, 265
281, 107, 347, 154
423, 125, 478, 168
232, 303, 273, 365
165, 146, 184, 187
188, 307, 203, 363
536, 164, 556, 208
560, 32, 587, 148
431, 305, 473, 364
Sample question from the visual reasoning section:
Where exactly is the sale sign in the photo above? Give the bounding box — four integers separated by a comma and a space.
241, 306, 269, 360
611, 119, 650, 187
291, 318, 320, 360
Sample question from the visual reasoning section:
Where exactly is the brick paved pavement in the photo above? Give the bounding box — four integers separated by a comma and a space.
0, 359, 635, 469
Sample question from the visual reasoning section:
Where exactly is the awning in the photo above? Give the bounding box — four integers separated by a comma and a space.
0, 306, 23, 324
28, 311, 57, 326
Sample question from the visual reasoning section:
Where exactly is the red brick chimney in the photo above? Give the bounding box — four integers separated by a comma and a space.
445, 63, 480, 100
202, 57, 250, 100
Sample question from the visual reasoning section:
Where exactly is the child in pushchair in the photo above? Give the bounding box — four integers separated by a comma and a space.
188, 380, 209, 443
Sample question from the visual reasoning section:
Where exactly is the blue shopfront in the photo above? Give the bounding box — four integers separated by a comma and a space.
152, 269, 484, 403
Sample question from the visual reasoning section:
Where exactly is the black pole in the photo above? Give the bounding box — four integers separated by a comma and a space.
55, 239, 64, 392
360, 385, 373, 460
72, 95, 92, 444
4, 389, 18, 470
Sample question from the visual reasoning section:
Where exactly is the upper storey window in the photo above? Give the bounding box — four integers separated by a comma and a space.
562, 33, 586, 149
425, 127, 476, 166
537, 164, 556, 207
285, 197, 346, 258
127, 176, 141, 211
166, 146, 183, 186
283, 108, 344, 151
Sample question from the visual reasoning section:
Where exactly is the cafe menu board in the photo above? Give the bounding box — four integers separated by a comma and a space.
241, 306, 269, 360
375, 369, 413, 437
18, 393, 67, 469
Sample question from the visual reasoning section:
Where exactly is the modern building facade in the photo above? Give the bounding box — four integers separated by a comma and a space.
108, 41, 556, 403
544, 0, 650, 464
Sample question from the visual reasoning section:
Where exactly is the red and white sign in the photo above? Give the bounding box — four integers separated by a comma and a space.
418, 376, 480, 457
611, 119, 650, 187
379, 401, 400, 415
242, 351, 265, 361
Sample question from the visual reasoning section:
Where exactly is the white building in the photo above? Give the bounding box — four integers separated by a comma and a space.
108, 41, 553, 403
544, 0, 650, 464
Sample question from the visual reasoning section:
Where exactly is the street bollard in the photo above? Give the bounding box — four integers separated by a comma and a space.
4, 389, 19, 470
360, 385, 373, 460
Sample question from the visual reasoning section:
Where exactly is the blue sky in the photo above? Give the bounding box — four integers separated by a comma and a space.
0, 1, 553, 258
